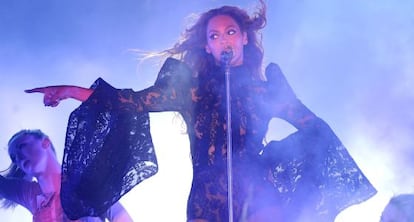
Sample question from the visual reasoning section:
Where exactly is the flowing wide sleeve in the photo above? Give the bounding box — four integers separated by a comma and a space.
262, 63, 377, 220
263, 121, 377, 218
60, 78, 158, 220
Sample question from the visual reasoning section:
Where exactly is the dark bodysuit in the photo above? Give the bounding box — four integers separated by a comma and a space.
61, 58, 376, 221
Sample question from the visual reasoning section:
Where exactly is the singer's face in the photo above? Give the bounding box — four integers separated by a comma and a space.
205, 15, 248, 66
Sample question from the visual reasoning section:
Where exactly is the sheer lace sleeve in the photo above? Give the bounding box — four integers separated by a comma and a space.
60, 78, 158, 220
117, 58, 193, 112
263, 119, 377, 217
262, 63, 377, 219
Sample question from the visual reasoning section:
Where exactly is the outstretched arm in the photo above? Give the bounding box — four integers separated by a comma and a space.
25, 59, 192, 112
25, 85, 94, 107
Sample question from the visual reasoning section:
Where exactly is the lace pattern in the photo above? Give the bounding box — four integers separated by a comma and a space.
60, 78, 158, 220
59, 58, 377, 221
263, 120, 377, 220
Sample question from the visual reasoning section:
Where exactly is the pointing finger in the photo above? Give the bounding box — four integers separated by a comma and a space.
25, 88, 46, 93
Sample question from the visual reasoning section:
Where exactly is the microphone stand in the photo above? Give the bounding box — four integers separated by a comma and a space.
222, 50, 234, 222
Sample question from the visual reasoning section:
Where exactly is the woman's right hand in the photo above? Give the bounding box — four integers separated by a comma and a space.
25, 85, 93, 107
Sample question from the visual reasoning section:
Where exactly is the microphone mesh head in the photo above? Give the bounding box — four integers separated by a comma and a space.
220, 49, 233, 66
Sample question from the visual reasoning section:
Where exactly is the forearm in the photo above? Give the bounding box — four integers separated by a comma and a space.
65, 85, 94, 102
25, 84, 94, 106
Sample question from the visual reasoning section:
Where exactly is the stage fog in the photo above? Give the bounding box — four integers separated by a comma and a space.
0, 1, 413, 221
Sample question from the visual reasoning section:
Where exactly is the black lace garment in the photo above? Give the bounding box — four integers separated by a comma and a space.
61, 58, 376, 221
60, 79, 158, 220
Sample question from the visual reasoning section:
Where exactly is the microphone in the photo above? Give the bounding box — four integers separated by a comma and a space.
221, 47, 234, 222
220, 48, 233, 67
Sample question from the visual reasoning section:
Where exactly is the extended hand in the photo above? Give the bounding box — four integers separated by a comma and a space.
25, 86, 69, 107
